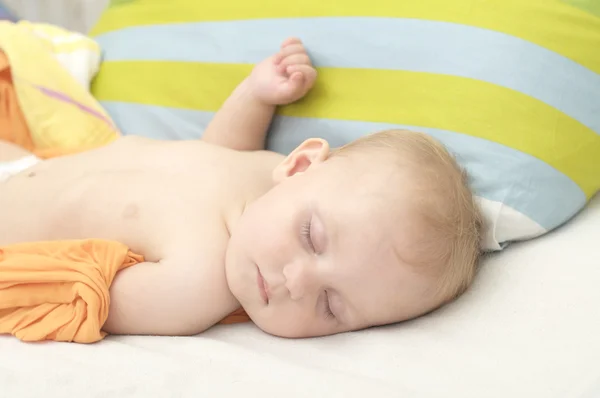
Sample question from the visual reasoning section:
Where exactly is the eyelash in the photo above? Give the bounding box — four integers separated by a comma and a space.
324, 291, 335, 319
301, 219, 316, 252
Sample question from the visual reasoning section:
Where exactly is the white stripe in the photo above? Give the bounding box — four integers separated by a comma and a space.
476, 197, 547, 251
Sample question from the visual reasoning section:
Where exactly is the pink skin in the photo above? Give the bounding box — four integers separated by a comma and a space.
225, 139, 443, 338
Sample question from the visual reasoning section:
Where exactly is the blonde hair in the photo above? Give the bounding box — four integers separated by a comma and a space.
331, 129, 484, 304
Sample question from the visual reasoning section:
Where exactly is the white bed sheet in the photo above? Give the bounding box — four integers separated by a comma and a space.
2, 195, 599, 398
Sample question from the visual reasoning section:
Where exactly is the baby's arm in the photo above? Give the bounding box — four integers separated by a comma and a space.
200, 79, 275, 151
103, 255, 239, 336
201, 37, 317, 151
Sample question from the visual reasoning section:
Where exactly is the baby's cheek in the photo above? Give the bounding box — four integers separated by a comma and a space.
255, 223, 289, 256
253, 308, 318, 338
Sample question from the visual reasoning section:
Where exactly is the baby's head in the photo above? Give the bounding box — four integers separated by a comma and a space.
225, 129, 483, 337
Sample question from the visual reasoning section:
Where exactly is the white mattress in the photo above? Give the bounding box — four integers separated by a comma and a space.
2, 195, 599, 398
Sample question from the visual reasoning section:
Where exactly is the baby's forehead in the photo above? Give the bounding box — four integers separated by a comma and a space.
327, 204, 408, 260
328, 197, 430, 269
332, 149, 423, 183
332, 173, 419, 217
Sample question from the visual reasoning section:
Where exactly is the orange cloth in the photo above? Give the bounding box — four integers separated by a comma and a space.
0, 240, 142, 343
219, 307, 251, 325
0, 49, 34, 152
0, 239, 250, 343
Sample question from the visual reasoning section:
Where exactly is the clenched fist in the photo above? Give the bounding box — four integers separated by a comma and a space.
249, 37, 317, 106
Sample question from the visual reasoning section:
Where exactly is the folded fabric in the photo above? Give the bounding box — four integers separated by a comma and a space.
0, 239, 251, 343
17, 20, 102, 90
0, 21, 119, 158
0, 239, 142, 343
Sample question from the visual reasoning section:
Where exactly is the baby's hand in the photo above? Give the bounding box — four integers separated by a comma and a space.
249, 37, 317, 106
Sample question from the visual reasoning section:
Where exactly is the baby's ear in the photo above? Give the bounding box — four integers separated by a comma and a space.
272, 138, 330, 183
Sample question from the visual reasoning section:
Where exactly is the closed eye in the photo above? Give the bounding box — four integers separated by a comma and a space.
324, 290, 335, 320
301, 219, 316, 252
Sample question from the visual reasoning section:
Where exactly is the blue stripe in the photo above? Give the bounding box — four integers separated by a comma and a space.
101, 100, 587, 230
95, 17, 600, 135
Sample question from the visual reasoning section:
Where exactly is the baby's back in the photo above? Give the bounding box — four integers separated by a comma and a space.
0, 136, 248, 262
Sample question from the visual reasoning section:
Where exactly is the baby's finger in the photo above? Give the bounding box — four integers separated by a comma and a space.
273, 44, 305, 65
286, 64, 317, 85
280, 71, 305, 96
289, 71, 305, 83
280, 37, 302, 49
278, 44, 307, 59
280, 53, 311, 69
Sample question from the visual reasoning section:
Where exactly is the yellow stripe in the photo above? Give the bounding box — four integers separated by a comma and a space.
91, 0, 600, 74
92, 61, 600, 197
564, 0, 600, 16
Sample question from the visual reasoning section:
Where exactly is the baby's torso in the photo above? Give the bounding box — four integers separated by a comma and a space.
0, 136, 274, 263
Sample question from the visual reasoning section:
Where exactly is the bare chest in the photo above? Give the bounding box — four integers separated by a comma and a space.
2, 141, 239, 263
52, 169, 230, 261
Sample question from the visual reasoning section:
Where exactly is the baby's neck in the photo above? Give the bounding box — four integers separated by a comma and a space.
222, 149, 284, 235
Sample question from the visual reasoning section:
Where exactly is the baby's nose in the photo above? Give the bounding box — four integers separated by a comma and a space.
282, 260, 317, 301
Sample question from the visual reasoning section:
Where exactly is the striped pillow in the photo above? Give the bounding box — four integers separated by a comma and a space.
90, 0, 600, 251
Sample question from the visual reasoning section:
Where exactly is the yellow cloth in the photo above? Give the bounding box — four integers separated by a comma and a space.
0, 240, 142, 343
0, 21, 119, 158
17, 21, 102, 90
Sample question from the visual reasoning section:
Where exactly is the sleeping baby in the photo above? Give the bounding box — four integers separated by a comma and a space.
0, 38, 483, 338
